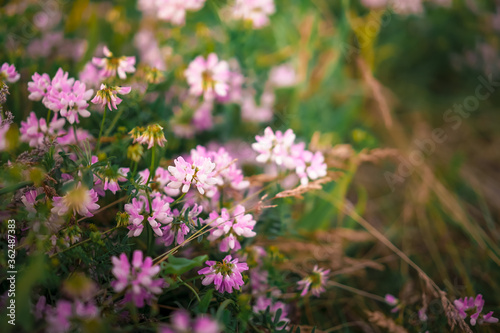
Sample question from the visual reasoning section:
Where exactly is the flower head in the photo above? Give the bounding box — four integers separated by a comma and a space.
51, 184, 100, 217
198, 255, 248, 293
20, 112, 66, 147
0, 63, 20, 83
297, 265, 330, 297
207, 205, 257, 252
92, 46, 136, 79
111, 250, 166, 307
167, 155, 217, 195
231, 0, 276, 29
140, 0, 207, 26
130, 124, 167, 149
91, 84, 131, 111
454, 294, 499, 326
125, 196, 173, 237
185, 53, 230, 100
159, 310, 221, 333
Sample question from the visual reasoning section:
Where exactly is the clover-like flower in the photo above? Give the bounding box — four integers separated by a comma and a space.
111, 250, 166, 307
198, 255, 248, 293
91, 84, 131, 111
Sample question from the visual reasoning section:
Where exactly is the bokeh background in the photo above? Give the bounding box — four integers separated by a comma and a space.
1, 0, 500, 331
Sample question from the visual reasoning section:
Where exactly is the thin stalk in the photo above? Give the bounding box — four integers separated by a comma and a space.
94, 107, 107, 154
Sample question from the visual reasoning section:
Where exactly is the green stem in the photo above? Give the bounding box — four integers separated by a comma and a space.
172, 192, 186, 206
104, 106, 125, 137
94, 107, 107, 154
177, 277, 201, 302
72, 123, 79, 146
46, 109, 51, 122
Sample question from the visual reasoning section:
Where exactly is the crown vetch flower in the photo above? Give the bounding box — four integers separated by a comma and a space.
51, 184, 100, 217
167, 155, 217, 195
191, 146, 249, 190
111, 250, 165, 308
159, 310, 221, 333
185, 53, 230, 100
297, 265, 330, 297
231, 0, 276, 29
140, 0, 206, 26
130, 124, 167, 149
252, 127, 297, 168
91, 84, 131, 111
253, 296, 289, 328
454, 294, 499, 326
208, 205, 257, 252
28, 72, 52, 101
295, 150, 328, 185
125, 196, 173, 237
92, 46, 136, 79
20, 112, 65, 147
198, 255, 248, 293
0, 63, 20, 83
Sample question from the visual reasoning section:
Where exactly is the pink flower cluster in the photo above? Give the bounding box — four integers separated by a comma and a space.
91, 84, 131, 111
138, 0, 207, 26
253, 296, 289, 328
207, 205, 257, 252
454, 294, 498, 326
1, 63, 20, 83
185, 53, 230, 100
39, 297, 99, 333
167, 155, 218, 195
297, 265, 330, 297
231, 0, 276, 29
252, 127, 328, 185
111, 250, 166, 307
160, 310, 221, 333
51, 184, 100, 218
28, 68, 94, 124
191, 145, 249, 190
125, 195, 173, 237
20, 112, 65, 147
198, 255, 248, 293
92, 46, 136, 79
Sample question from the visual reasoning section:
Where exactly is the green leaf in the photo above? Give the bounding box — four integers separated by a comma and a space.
82, 169, 94, 189
198, 289, 213, 313
161, 254, 208, 275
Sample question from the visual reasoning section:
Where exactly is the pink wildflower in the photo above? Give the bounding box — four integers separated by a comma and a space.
297, 265, 330, 297
51, 184, 100, 217
269, 64, 297, 88
91, 84, 131, 111
0, 63, 20, 83
253, 296, 289, 328
295, 150, 328, 185
231, 0, 276, 29
167, 155, 217, 195
198, 255, 248, 293
208, 205, 256, 252
252, 127, 297, 168
111, 250, 166, 307
184, 53, 230, 100
454, 294, 499, 326
20, 112, 65, 147
27, 72, 52, 102
92, 46, 136, 79
160, 310, 221, 333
